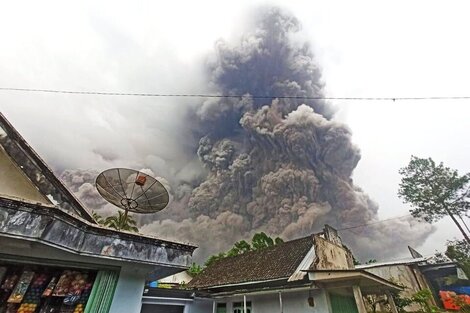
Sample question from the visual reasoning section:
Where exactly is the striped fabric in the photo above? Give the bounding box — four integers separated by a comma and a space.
85, 270, 119, 313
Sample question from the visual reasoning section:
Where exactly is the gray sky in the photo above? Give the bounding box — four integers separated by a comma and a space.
1, 0, 469, 258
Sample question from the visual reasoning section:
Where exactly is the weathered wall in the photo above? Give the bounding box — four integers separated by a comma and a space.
0, 198, 194, 270
364, 265, 423, 311
0, 146, 50, 205
159, 271, 193, 285
314, 236, 352, 270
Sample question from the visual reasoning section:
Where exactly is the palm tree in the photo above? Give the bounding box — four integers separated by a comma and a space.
92, 211, 105, 225
103, 211, 139, 232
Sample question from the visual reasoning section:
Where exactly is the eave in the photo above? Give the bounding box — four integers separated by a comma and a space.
305, 269, 403, 293
0, 196, 196, 269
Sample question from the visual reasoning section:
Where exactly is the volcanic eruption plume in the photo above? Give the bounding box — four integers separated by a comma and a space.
64, 7, 434, 261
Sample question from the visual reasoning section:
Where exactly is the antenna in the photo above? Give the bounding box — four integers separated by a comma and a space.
95, 168, 170, 227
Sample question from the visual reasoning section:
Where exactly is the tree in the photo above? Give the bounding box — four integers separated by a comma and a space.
226, 240, 252, 257
92, 211, 104, 225
204, 252, 226, 267
203, 232, 284, 267
103, 211, 139, 232
446, 239, 470, 278
187, 263, 203, 276
398, 156, 470, 243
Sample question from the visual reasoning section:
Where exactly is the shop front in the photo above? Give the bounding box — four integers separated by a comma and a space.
0, 113, 197, 313
0, 260, 107, 313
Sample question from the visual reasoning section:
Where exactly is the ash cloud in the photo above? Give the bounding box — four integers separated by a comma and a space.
62, 6, 434, 262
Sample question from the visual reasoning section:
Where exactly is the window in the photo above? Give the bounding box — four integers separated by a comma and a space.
217, 303, 227, 313
233, 301, 252, 313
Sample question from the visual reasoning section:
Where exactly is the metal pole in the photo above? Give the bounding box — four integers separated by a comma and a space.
244, 295, 247, 313
279, 291, 283, 313
213, 300, 216, 313
385, 291, 398, 313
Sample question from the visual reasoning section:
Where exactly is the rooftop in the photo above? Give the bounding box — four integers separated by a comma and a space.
355, 257, 428, 269
188, 235, 314, 289
0, 112, 198, 275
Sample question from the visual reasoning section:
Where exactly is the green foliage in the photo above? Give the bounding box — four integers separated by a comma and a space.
392, 293, 413, 313
204, 252, 226, 267
91, 211, 139, 232
92, 211, 104, 224
429, 251, 450, 264
398, 156, 470, 223
274, 237, 284, 245
226, 240, 251, 257
203, 232, 283, 268
410, 289, 440, 313
365, 259, 377, 264
187, 262, 203, 276
446, 239, 470, 278
392, 288, 444, 313
103, 211, 139, 232
252, 232, 275, 250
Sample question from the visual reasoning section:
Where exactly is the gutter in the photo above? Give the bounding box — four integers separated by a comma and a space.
209, 284, 313, 298
198, 277, 289, 290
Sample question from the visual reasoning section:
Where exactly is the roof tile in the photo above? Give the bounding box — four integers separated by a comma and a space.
188, 235, 313, 288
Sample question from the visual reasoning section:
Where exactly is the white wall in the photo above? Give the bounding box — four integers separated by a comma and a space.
199, 289, 330, 313
188, 299, 213, 313
109, 265, 148, 313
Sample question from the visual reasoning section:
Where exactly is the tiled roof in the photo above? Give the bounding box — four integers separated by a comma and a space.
188, 235, 314, 289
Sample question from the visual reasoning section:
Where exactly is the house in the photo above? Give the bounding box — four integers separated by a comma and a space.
356, 248, 470, 311
0, 113, 197, 313
141, 288, 196, 313
177, 225, 402, 313
157, 271, 193, 287
356, 256, 433, 311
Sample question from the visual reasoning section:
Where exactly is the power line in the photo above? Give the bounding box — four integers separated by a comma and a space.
1, 87, 470, 101
337, 214, 412, 231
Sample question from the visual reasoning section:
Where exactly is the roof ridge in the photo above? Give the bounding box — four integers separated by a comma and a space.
216, 234, 313, 261
0, 112, 95, 222
189, 234, 315, 289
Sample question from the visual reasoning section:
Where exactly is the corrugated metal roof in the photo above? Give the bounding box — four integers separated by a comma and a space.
355, 257, 428, 269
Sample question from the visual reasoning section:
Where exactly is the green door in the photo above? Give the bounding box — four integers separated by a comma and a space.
329, 293, 359, 313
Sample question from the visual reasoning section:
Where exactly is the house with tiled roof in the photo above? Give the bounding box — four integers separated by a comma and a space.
142, 225, 402, 313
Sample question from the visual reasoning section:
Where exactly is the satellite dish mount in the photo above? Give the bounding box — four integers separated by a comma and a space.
95, 168, 170, 229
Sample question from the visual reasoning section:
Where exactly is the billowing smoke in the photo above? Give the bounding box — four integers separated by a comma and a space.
62, 7, 434, 262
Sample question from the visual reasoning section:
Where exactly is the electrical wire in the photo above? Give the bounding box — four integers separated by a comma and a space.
1, 87, 470, 101
336, 214, 412, 231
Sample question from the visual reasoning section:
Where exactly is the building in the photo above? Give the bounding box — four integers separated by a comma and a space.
0, 113, 197, 313
356, 249, 470, 311
181, 225, 402, 313
356, 256, 433, 311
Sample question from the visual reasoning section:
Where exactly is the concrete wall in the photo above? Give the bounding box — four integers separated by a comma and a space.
160, 271, 193, 285
314, 236, 352, 270
188, 299, 212, 313
110, 266, 148, 313
0, 146, 50, 204
201, 289, 330, 313
364, 264, 424, 311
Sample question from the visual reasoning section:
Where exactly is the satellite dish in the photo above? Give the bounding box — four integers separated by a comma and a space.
95, 168, 170, 218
